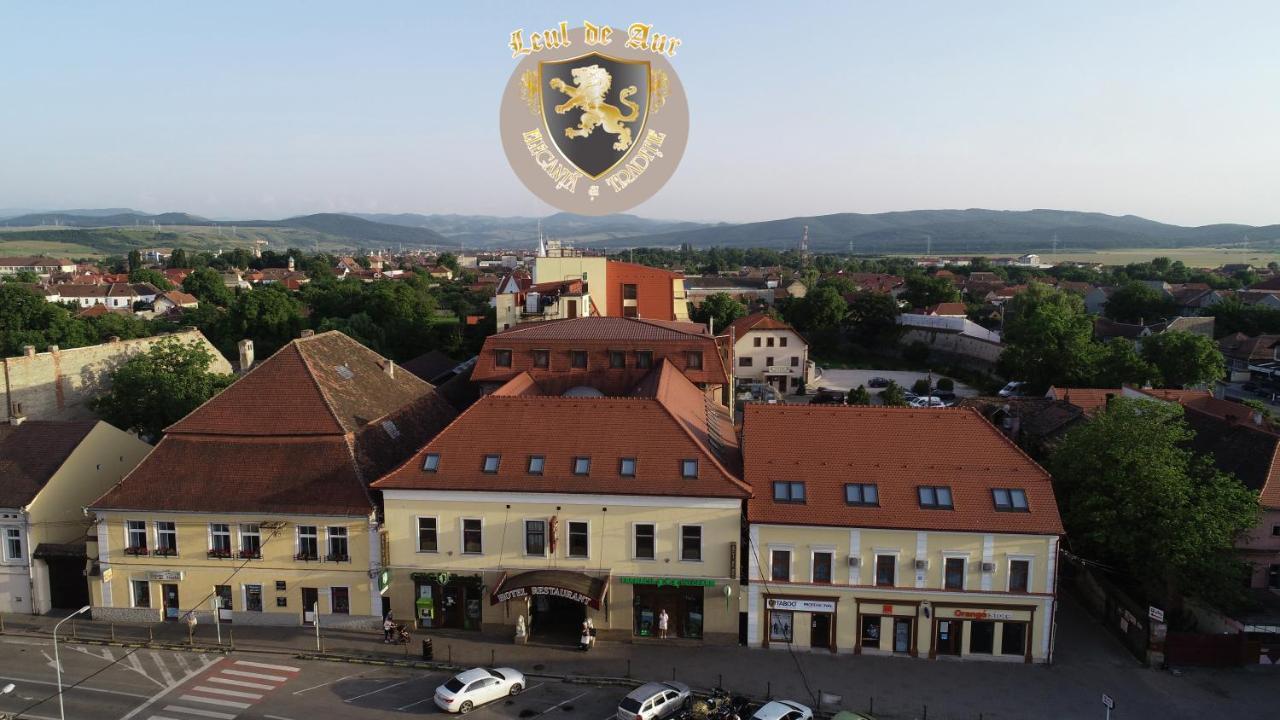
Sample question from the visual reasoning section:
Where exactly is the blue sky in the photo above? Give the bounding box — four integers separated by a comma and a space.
1, 1, 1278, 225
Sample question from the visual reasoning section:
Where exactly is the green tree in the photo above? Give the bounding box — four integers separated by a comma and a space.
128, 267, 174, 291
0, 284, 94, 355
880, 380, 908, 407
91, 336, 235, 440
911, 378, 931, 396
227, 285, 305, 359
436, 252, 460, 272
182, 267, 232, 307
127, 249, 142, 271
1140, 331, 1226, 388
844, 290, 900, 345
1104, 281, 1175, 323
2, 270, 41, 283
1091, 338, 1158, 387
168, 248, 189, 269
691, 292, 745, 332
900, 274, 961, 309
786, 286, 847, 332
847, 385, 872, 405
998, 283, 1097, 392
1049, 398, 1258, 612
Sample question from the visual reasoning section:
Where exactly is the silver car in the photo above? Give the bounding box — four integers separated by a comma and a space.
617, 681, 692, 720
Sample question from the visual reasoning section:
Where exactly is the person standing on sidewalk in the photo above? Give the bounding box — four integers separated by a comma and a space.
383, 611, 395, 643
658, 609, 669, 639
580, 618, 591, 651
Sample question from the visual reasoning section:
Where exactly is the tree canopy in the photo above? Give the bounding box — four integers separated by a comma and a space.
128, 267, 174, 291
900, 274, 961, 309
1103, 281, 1174, 324
690, 292, 746, 333
1140, 330, 1226, 388
998, 283, 1097, 392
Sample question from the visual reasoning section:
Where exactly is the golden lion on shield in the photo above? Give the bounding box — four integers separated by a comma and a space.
549, 64, 639, 152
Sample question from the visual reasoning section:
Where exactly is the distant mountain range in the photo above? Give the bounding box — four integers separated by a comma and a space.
0, 207, 1276, 256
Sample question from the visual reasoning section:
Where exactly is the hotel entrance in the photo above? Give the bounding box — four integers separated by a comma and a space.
530, 593, 585, 642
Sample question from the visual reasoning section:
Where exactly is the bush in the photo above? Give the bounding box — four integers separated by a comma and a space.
848, 385, 872, 405
937, 377, 954, 391
881, 381, 908, 407
911, 378, 931, 396
903, 340, 930, 364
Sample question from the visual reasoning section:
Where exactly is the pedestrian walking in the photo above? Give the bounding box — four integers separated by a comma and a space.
658, 609, 669, 639
383, 611, 395, 643
585, 617, 596, 648
580, 618, 591, 651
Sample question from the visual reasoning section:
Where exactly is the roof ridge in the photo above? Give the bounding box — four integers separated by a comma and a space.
649, 361, 751, 496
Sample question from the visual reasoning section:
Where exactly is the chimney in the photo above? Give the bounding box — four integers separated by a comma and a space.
22, 345, 35, 358
237, 339, 255, 371
384, 360, 395, 378
300, 329, 315, 338
47, 345, 59, 353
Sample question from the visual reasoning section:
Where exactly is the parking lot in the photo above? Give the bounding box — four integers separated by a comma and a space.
804, 368, 980, 404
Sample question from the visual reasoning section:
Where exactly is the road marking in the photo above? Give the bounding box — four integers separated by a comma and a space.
191, 684, 263, 700
174, 653, 192, 675
233, 660, 300, 673
344, 679, 409, 702
207, 676, 274, 690
177, 693, 252, 709
292, 671, 363, 695
147, 715, 181, 720
222, 668, 288, 682
1, 637, 48, 646
537, 690, 591, 717
162, 705, 236, 719
150, 651, 177, 686
264, 715, 300, 720
119, 655, 223, 720
0, 673, 151, 698
396, 696, 437, 710
123, 650, 168, 690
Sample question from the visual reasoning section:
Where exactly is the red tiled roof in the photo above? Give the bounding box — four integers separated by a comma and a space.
723, 313, 796, 339
1045, 388, 1118, 414
0, 421, 97, 507
922, 302, 967, 317
742, 405, 1064, 535
374, 361, 748, 499
493, 317, 709, 341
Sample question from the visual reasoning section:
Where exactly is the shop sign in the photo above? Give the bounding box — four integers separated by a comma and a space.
147, 570, 183, 581
947, 608, 1015, 621
620, 576, 716, 588
378, 569, 391, 595
767, 597, 836, 613
101, 567, 113, 583
496, 585, 593, 606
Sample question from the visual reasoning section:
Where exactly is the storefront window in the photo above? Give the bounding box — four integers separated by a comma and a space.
970, 620, 995, 654
131, 580, 150, 608
331, 587, 350, 614
860, 616, 881, 649
769, 610, 793, 643
1001, 622, 1027, 655
245, 584, 263, 612
632, 584, 704, 639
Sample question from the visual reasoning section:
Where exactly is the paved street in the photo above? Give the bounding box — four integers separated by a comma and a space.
0, 595, 1274, 720
808, 369, 980, 401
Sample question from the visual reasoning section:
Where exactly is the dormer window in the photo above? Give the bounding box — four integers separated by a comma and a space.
609, 350, 626, 369
422, 453, 440, 472
573, 457, 591, 475
681, 459, 699, 479
533, 350, 549, 369
482, 454, 501, 473
495, 349, 512, 368
571, 350, 588, 369
528, 455, 544, 475
620, 458, 636, 477
635, 351, 653, 369
992, 488, 1029, 512
918, 485, 954, 509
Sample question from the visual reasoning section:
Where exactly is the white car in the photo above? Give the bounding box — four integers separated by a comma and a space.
998, 381, 1028, 398
909, 396, 948, 408
751, 700, 814, 720
617, 681, 692, 720
435, 667, 525, 713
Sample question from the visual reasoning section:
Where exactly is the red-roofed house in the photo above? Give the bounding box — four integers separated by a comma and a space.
87, 330, 457, 626
373, 361, 748, 642
742, 404, 1063, 662
721, 313, 810, 394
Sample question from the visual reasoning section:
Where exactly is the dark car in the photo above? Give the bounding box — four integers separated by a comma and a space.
810, 388, 846, 405
931, 391, 957, 403
868, 376, 891, 388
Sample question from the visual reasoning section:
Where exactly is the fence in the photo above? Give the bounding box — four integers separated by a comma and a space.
1166, 631, 1253, 667
1062, 556, 1152, 664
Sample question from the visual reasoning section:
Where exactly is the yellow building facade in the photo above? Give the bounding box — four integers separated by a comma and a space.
90, 511, 382, 628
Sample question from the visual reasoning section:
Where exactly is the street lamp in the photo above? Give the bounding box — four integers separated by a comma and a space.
53, 605, 90, 720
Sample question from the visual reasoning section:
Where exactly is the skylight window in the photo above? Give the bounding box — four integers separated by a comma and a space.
620, 458, 636, 477
381, 420, 400, 440
334, 364, 354, 380
422, 453, 439, 472
528, 456, 544, 475
482, 454, 501, 473
845, 483, 879, 506
681, 459, 698, 479
993, 488, 1029, 512
918, 485, 954, 509
573, 457, 591, 475
773, 481, 806, 503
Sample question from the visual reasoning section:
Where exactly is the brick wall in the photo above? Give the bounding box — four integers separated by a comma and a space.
2, 329, 232, 422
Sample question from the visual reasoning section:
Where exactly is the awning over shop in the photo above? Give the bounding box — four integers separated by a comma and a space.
489, 569, 609, 609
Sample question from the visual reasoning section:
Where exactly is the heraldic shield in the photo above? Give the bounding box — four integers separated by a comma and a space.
540, 52, 651, 179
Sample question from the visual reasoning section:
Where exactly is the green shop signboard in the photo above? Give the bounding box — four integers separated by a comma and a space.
620, 576, 716, 588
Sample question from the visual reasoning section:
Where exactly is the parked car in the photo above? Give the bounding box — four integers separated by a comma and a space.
909, 396, 948, 408
998, 381, 1028, 398
810, 388, 846, 405
868, 376, 891, 388
751, 700, 814, 720
931, 391, 957, 403
435, 667, 525, 713
617, 682, 692, 720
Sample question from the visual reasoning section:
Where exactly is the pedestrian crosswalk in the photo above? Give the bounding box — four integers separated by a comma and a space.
147, 658, 300, 720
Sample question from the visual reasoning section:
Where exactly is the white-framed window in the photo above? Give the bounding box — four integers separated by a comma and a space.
239, 524, 261, 559
461, 518, 483, 554
1008, 556, 1034, 593
943, 554, 967, 590
633, 522, 656, 560
770, 547, 793, 582
680, 524, 702, 562
131, 579, 151, 608
811, 548, 835, 584
416, 516, 438, 553
2, 527, 22, 562
524, 519, 547, 556
326, 526, 349, 561
874, 552, 898, 587
125, 520, 147, 555
209, 523, 232, 557
296, 525, 318, 560
155, 521, 177, 556
567, 520, 589, 559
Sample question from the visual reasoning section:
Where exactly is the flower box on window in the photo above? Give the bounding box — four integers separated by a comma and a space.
153, 547, 177, 557
294, 552, 319, 562
326, 553, 350, 563
124, 546, 149, 556
207, 549, 232, 559
238, 549, 261, 560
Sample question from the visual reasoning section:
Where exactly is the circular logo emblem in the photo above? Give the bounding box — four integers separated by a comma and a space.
500, 22, 689, 215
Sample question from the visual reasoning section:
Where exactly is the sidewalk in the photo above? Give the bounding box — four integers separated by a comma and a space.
1, 596, 1272, 720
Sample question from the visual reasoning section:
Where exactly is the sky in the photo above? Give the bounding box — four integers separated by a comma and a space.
1, 1, 1278, 226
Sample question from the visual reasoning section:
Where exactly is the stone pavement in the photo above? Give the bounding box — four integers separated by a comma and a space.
2, 595, 1272, 720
